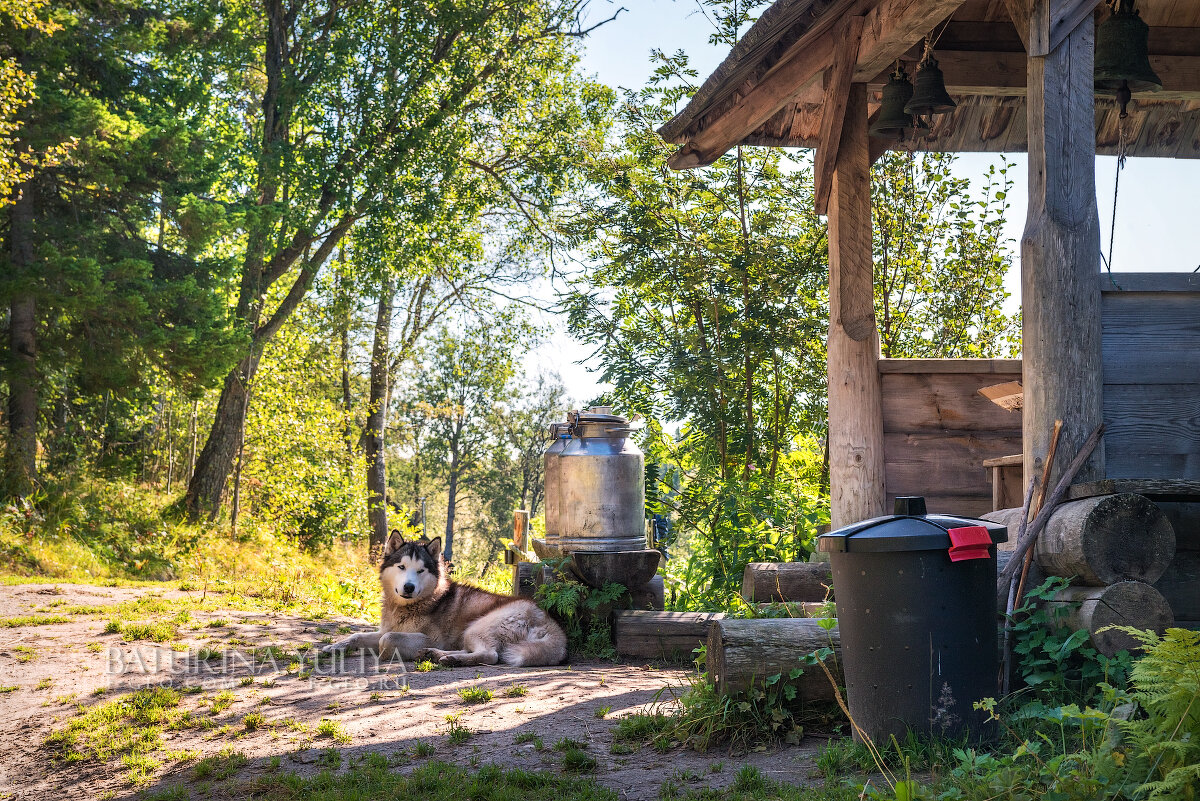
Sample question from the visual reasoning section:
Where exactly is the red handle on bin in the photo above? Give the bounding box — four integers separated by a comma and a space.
947, 526, 992, 562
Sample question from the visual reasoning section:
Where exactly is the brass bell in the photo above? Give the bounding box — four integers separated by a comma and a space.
1095, 0, 1161, 117
870, 64, 918, 141
904, 54, 957, 117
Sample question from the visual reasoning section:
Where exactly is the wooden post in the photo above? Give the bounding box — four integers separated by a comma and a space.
1021, 0, 1104, 491
827, 82, 885, 528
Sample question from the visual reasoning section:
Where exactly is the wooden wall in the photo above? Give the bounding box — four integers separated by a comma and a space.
879, 359, 1023, 518
1101, 274, 1200, 480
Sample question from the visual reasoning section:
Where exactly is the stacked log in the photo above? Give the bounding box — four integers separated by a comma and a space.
1152, 502, 1200, 624
985, 493, 1178, 655
740, 562, 832, 603
706, 618, 841, 699
613, 610, 723, 661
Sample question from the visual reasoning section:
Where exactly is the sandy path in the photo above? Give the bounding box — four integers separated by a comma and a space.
0, 583, 827, 800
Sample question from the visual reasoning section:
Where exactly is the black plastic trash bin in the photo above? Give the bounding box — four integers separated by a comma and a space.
817, 496, 1007, 744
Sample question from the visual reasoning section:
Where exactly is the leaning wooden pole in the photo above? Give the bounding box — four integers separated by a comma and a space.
826, 82, 885, 529
1021, 0, 1105, 490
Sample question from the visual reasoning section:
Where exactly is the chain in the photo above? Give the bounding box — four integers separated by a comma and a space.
1104, 113, 1131, 287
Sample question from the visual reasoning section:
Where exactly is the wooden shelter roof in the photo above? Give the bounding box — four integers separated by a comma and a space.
659, 0, 1200, 167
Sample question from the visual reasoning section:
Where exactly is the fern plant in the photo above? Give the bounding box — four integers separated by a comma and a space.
533, 559, 626, 659
1111, 626, 1200, 801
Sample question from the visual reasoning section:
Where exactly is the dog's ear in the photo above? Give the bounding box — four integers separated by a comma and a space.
424, 537, 442, 559
384, 529, 405, 557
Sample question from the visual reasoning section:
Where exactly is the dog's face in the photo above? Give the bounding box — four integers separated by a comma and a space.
380, 531, 442, 604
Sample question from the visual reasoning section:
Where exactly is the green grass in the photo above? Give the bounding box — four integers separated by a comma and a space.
554, 737, 587, 752
415, 658, 442, 672
316, 718, 351, 744
241, 712, 265, 731
446, 715, 471, 745
0, 685, 17, 693
44, 686, 205, 784
412, 740, 435, 758
13, 645, 34, 662
0, 614, 69, 627
505, 684, 529, 697
107, 619, 178, 642
515, 732, 544, 750
561, 747, 597, 773
458, 685, 494, 704
191, 747, 248, 781
209, 690, 236, 713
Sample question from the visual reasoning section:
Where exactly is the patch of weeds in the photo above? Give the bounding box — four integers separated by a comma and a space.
458, 685, 494, 704
121, 751, 162, 785
207, 619, 227, 628
141, 787, 188, 801
242, 712, 266, 731
267, 755, 281, 771
114, 620, 178, 643
44, 686, 197, 775
86, 642, 104, 653
554, 737, 587, 751
504, 684, 528, 698
191, 747, 248, 781
515, 732, 544, 750
411, 740, 434, 758
316, 718, 351, 744
281, 717, 309, 733
238, 676, 254, 686
13, 645, 35, 662
103, 619, 121, 634
561, 747, 597, 773
415, 659, 441, 673
316, 748, 342, 769
35, 677, 52, 690
733, 765, 767, 793
613, 713, 672, 746
0, 685, 17, 693
55, 692, 77, 704
0, 614, 70, 627
609, 741, 635, 755
594, 705, 611, 719
445, 713, 471, 745
209, 690, 236, 713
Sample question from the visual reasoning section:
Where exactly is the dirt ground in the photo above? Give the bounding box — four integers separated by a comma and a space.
0, 583, 830, 800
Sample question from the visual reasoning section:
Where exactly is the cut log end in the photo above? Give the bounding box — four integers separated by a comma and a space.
1046, 581, 1175, 657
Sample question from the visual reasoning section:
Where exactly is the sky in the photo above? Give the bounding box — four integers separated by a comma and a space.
529, 1, 1200, 405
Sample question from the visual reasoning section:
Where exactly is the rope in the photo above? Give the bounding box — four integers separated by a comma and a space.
1104, 113, 1130, 290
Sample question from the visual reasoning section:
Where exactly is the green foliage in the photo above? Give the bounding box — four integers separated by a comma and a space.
1114, 627, 1200, 800
1009, 577, 1133, 707
534, 562, 626, 658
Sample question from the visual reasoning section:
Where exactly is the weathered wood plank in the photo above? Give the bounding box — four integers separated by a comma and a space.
1021, 4, 1105, 488
827, 82, 885, 527
881, 373, 1025, 432
878, 358, 1022, 374
1066, 479, 1200, 502
884, 431, 1023, 498
1101, 295, 1200, 384
888, 492, 994, 518
1100, 273, 1200, 293
1103, 385, 1200, 480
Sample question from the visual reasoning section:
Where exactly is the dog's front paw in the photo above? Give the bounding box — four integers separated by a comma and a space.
437, 653, 463, 667
320, 639, 349, 655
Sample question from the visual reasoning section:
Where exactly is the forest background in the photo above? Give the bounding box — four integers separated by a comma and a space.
0, 0, 1020, 610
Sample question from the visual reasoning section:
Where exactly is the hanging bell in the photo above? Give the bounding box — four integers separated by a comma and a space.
904, 54, 957, 117
1095, 0, 1161, 116
871, 64, 917, 141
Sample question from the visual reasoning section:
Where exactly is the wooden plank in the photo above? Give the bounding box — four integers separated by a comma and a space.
814, 16, 866, 215
1066, 479, 1200, 502
884, 431, 1023, 498
878, 357, 1022, 374
827, 81, 885, 528
1021, 3, 1105, 488
1103, 385, 1200, 480
1102, 295, 1200, 384
1003, 0, 1032, 50
1045, 0, 1101, 57
881, 373, 1025, 432
992, 460, 1026, 511
978, 380, 1024, 411
851, 0, 968, 81
983, 453, 1024, 468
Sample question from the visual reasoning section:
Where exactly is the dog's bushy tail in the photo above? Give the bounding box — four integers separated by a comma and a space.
501, 625, 567, 667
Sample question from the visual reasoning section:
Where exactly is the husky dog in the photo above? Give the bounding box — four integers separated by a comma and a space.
321, 531, 567, 667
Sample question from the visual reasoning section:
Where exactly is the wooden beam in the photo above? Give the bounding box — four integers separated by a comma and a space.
669, 0, 968, 169
815, 16, 866, 216
1004, 0, 1032, 50
827, 82, 885, 528
1021, 0, 1104, 490
868, 50, 1200, 101
853, 0, 966, 81
1031, 0, 1099, 58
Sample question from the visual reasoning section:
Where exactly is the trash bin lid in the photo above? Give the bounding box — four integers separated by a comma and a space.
817, 496, 1008, 554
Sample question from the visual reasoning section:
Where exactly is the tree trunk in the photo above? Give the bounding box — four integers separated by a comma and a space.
183, 355, 256, 520
5, 184, 38, 499
613, 610, 725, 662
444, 458, 459, 563
1042, 581, 1173, 657
365, 278, 396, 553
